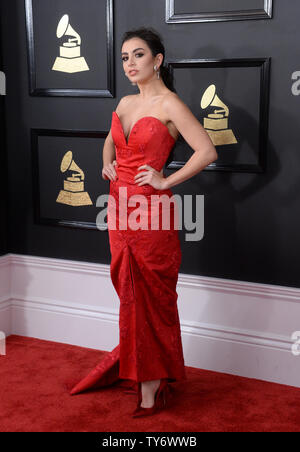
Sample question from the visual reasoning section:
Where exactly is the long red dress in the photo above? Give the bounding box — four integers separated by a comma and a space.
70, 111, 186, 395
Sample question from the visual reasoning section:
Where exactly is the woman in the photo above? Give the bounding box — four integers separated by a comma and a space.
70, 27, 217, 417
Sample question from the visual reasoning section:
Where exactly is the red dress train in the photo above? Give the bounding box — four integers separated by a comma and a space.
70, 111, 186, 395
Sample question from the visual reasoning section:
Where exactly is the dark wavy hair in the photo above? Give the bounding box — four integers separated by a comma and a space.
121, 27, 176, 93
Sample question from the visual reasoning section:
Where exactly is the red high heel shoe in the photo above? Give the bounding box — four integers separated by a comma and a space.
131, 379, 170, 418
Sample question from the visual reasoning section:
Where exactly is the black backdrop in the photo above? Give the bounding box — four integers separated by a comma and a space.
1, 0, 300, 288
0, 11, 7, 256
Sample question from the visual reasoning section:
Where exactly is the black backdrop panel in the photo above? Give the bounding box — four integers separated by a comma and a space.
25, 0, 114, 96
32, 130, 108, 229
1, 0, 300, 288
0, 15, 7, 257
166, 59, 270, 173
176, 0, 263, 14
166, 0, 273, 22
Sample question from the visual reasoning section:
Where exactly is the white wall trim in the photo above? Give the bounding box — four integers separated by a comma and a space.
179, 272, 300, 302
0, 254, 11, 334
1, 253, 300, 387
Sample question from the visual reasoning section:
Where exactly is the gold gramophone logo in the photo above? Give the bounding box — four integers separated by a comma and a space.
52, 14, 89, 73
200, 84, 237, 146
56, 151, 92, 206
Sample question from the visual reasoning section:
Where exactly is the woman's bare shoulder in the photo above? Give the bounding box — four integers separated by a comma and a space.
162, 91, 183, 109
115, 95, 137, 115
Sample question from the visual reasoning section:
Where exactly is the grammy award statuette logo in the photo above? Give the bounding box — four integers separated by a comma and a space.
200, 84, 237, 146
52, 14, 89, 73
56, 150, 92, 206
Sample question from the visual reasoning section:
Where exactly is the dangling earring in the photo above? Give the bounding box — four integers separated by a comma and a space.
154, 65, 160, 80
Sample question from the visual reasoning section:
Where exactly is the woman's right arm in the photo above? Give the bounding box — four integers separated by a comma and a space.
102, 128, 118, 182
102, 96, 132, 181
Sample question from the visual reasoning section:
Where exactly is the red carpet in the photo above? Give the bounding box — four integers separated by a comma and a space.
1, 335, 300, 432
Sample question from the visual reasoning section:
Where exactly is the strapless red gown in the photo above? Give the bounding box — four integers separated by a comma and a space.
69, 111, 186, 395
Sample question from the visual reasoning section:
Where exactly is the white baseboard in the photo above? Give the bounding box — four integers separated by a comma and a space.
1, 253, 300, 387
0, 254, 11, 335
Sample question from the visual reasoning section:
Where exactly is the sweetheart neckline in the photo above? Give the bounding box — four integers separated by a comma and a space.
113, 111, 176, 146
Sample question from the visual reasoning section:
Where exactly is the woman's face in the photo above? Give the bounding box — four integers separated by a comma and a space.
121, 37, 161, 83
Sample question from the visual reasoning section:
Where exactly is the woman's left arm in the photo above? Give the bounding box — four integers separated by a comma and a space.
162, 93, 218, 190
